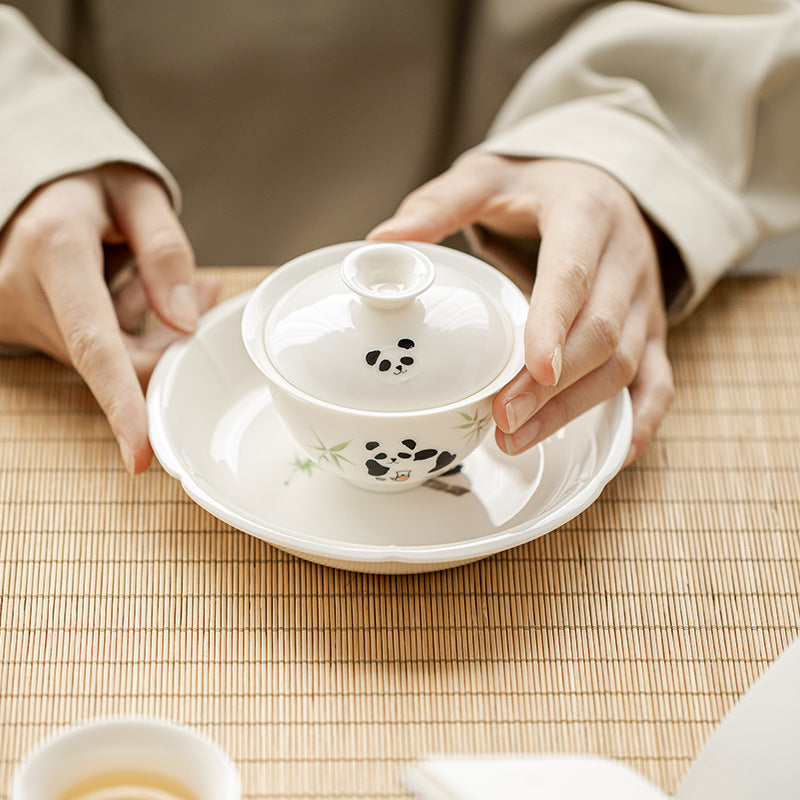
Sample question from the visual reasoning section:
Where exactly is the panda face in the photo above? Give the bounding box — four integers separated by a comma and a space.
364, 438, 457, 481
365, 338, 419, 383
365, 439, 417, 469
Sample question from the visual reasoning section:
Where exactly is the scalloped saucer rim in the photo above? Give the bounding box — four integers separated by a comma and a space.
147, 291, 632, 572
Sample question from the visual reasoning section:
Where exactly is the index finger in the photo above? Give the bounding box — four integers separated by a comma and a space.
37, 225, 151, 474
103, 166, 199, 334
524, 197, 612, 385
368, 155, 506, 243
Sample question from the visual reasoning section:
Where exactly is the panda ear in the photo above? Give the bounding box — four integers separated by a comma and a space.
366, 350, 380, 366
365, 441, 380, 450
401, 439, 416, 450
397, 339, 415, 350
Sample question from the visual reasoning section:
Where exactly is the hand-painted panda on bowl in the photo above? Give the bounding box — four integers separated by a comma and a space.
242, 241, 528, 492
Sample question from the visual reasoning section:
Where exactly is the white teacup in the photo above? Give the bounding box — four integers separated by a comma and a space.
242, 241, 528, 493
10, 717, 241, 800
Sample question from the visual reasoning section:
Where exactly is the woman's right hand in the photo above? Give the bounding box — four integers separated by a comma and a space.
0, 163, 219, 474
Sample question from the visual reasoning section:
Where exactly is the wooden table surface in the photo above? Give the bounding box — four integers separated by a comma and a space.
1, 267, 799, 799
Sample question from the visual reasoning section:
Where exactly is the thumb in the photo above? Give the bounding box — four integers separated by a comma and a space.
368, 162, 494, 244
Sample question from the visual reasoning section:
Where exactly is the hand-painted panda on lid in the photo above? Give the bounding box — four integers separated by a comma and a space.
257, 241, 516, 411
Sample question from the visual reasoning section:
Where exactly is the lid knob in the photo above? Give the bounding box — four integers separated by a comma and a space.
340, 243, 435, 310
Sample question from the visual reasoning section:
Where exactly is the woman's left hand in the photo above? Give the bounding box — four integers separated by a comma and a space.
369, 152, 675, 465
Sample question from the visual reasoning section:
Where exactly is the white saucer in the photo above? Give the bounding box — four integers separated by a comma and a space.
147, 292, 632, 573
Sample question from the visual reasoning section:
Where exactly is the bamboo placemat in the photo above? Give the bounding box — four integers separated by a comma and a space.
1, 268, 799, 799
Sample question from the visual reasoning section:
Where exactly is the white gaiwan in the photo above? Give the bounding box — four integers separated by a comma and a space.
242, 241, 528, 492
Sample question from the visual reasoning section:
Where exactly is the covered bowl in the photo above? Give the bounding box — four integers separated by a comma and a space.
241, 241, 528, 492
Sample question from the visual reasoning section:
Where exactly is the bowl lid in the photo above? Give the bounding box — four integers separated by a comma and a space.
262, 242, 515, 411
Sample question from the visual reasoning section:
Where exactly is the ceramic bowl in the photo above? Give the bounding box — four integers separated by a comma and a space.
10, 717, 240, 800
242, 241, 528, 492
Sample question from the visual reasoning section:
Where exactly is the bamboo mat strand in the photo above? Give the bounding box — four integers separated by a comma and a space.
1, 269, 799, 798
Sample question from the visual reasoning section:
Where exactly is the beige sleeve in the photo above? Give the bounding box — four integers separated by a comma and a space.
0, 4, 180, 230
473, 1, 800, 321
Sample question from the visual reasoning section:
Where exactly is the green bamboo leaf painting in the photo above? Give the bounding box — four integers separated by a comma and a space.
309, 431, 353, 470
284, 432, 354, 482
284, 455, 319, 485
456, 410, 492, 445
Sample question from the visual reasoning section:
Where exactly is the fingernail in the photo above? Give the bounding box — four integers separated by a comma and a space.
503, 419, 541, 455
502, 433, 517, 455
118, 437, 136, 475
504, 393, 537, 432
551, 345, 562, 385
167, 284, 198, 333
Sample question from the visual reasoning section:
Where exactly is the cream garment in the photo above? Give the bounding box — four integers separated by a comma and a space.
1, 1, 799, 320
